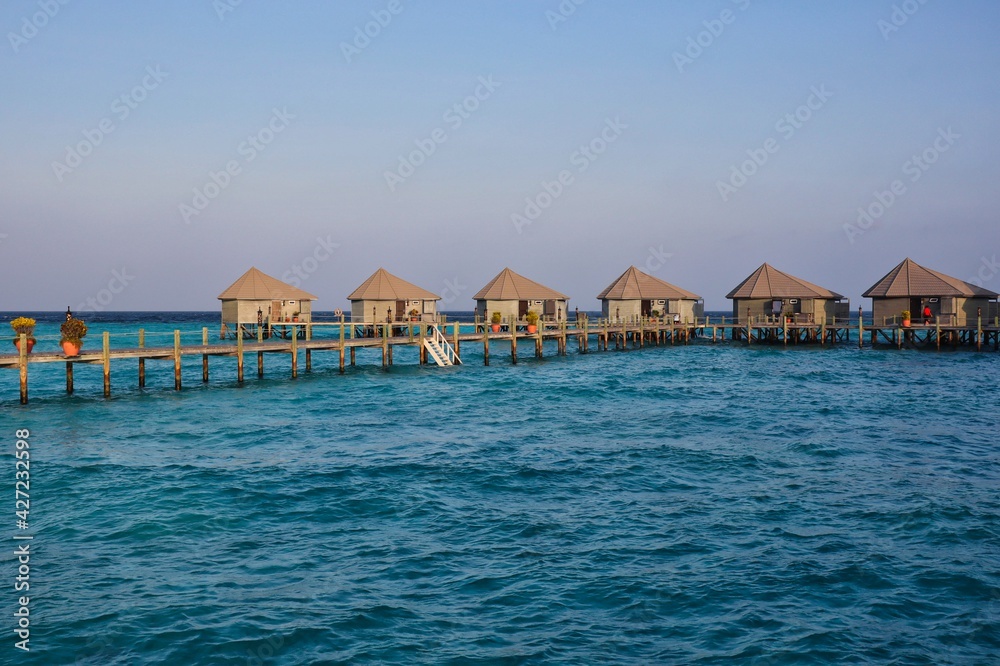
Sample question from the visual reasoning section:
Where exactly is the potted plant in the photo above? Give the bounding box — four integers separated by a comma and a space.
10, 317, 36, 354
60, 317, 88, 356
490, 311, 502, 333
901, 310, 911, 327
525, 310, 539, 334
650, 309, 661, 319
291, 311, 300, 323
408, 308, 420, 322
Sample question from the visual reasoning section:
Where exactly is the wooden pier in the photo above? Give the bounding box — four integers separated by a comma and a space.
3, 314, 998, 404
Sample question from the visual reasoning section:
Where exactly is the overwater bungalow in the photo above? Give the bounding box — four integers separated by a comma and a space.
348, 268, 441, 322
218, 267, 317, 336
727, 263, 848, 323
473, 268, 570, 322
863, 258, 999, 325
597, 266, 703, 322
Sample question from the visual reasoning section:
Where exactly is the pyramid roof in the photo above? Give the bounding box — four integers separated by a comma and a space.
862, 258, 997, 298
597, 266, 700, 300
217, 267, 318, 301
473, 268, 568, 300
726, 263, 843, 300
347, 268, 440, 301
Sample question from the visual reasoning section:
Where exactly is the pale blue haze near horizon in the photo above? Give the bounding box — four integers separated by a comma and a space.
2, 0, 999, 311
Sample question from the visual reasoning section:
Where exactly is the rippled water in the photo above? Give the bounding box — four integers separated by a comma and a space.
2, 313, 999, 664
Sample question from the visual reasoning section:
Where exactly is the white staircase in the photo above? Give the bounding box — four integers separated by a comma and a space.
423, 325, 461, 366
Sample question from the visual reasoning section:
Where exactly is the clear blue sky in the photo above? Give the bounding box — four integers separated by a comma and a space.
2, 0, 998, 311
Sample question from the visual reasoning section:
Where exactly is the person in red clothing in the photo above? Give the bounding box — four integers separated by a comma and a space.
923, 304, 933, 324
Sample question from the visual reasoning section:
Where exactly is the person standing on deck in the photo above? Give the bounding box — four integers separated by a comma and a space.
923, 304, 933, 325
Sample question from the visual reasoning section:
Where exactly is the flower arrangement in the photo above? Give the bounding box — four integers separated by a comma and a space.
901, 310, 911, 321
60, 317, 88, 343
524, 310, 539, 326
10, 317, 36, 338
408, 308, 420, 317
490, 312, 502, 324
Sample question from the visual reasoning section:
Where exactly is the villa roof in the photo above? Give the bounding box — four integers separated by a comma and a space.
726, 263, 843, 300
217, 267, 317, 301
862, 258, 998, 298
473, 268, 569, 301
347, 268, 440, 301
597, 266, 700, 301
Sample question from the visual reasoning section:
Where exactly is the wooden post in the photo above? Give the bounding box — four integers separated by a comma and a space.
291, 327, 298, 378
306, 347, 312, 373
66, 361, 74, 395
977, 308, 982, 352
535, 323, 543, 359
453, 321, 459, 357
258, 350, 264, 378
483, 324, 490, 366
173, 330, 182, 390
936, 316, 941, 351
18, 333, 28, 405
237, 332, 244, 383
510, 316, 518, 364
202, 327, 210, 382
782, 315, 788, 346
138, 328, 145, 388
858, 307, 864, 349
381, 324, 388, 368
103, 331, 111, 397
350, 347, 355, 366
419, 322, 426, 365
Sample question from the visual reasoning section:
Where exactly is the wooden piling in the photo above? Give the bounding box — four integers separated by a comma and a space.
510, 318, 518, 364
18, 333, 27, 405
173, 330, 182, 390
483, 326, 490, 366
858, 307, 864, 349
138, 329, 145, 388
66, 361, 74, 395
291, 329, 298, 378
419, 323, 426, 365
236, 333, 244, 383
202, 327, 210, 382
350, 347, 355, 366
382, 324, 388, 368
103, 331, 111, 397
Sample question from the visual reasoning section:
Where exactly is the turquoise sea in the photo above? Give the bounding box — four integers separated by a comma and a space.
1, 312, 998, 665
